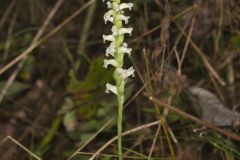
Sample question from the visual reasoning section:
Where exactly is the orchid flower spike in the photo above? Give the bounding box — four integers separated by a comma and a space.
103, 0, 134, 95
101, 1, 134, 160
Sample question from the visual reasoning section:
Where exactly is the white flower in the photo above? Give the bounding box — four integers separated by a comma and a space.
106, 42, 116, 57
111, 26, 133, 36
116, 67, 135, 79
119, 27, 133, 35
111, 25, 118, 36
107, 1, 112, 8
119, 43, 132, 55
106, 83, 117, 95
103, 34, 115, 43
104, 10, 114, 23
103, 0, 134, 97
103, 59, 117, 68
119, 3, 133, 10
119, 14, 130, 24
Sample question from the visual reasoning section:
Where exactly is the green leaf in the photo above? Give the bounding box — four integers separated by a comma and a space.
0, 81, 29, 97
231, 35, 240, 49
67, 56, 114, 94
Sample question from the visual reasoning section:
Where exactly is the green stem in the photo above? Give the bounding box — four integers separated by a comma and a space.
117, 82, 124, 160
112, 0, 124, 159
114, 62, 124, 160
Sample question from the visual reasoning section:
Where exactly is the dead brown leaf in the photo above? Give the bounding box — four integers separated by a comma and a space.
189, 87, 240, 127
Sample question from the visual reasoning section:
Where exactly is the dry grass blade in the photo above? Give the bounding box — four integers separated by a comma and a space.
0, 0, 65, 104
0, 136, 41, 160
67, 118, 114, 160
148, 123, 161, 159
89, 120, 161, 160
178, 14, 196, 74
149, 96, 240, 141
152, 1, 170, 60
0, 0, 96, 76
173, 20, 226, 86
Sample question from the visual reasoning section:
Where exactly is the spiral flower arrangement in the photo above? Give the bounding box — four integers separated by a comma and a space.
102, 0, 134, 159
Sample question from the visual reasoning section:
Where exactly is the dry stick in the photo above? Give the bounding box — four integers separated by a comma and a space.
149, 96, 240, 141
148, 123, 161, 159
67, 81, 150, 160
0, 0, 96, 76
173, 4, 197, 20
178, 14, 195, 75
0, 0, 65, 104
130, 25, 161, 43
173, 20, 226, 86
0, 136, 41, 160
89, 120, 162, 160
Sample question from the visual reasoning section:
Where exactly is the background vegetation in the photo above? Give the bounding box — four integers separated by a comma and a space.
0, 0, 240, 159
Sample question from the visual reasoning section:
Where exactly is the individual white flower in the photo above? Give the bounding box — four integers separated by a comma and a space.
106, 42, 116, 57
103, 34, 115, 43
104, 10, 114, 23
106, 83, 117, 95
116, 67, 135, 79
119, 3, 133, 10
119, 27, 133, 35
118, 43, 132, 55
111, 25, 118, 36
119, 14, 130, 24
107, 1, 112, 8
111, 26, 133, 36
103, 59, 117, 68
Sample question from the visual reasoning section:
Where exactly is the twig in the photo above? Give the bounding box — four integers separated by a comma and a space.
178, 13, 196, 74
